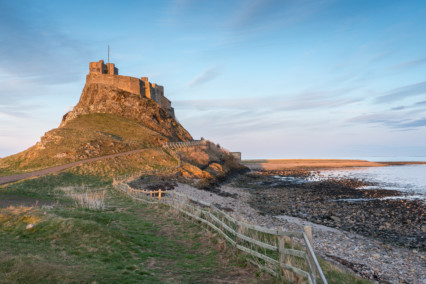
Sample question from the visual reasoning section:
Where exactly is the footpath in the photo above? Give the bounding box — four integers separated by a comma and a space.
0, 148, 150, 185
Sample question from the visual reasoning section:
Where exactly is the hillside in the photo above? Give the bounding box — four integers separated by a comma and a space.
0, 113, 173, 176
0, 75, 244, 184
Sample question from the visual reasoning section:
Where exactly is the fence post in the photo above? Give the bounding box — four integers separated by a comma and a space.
278, 235, 285, 277
158, 189, 162, 201
304, 226, 313, 247
304, 226, 317, 283
236, 221, 241, 251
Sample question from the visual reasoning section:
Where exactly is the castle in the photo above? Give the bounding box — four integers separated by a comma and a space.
87, 60, 174, 117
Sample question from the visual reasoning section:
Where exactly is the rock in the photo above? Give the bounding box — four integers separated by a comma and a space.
60, 83, 192, 141
26, 224, 34, 229
331, 216, 341, 222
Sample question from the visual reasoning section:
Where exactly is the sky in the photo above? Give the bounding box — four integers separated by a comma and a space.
1, 0, 426, 160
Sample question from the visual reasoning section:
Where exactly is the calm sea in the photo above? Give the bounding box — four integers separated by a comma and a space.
311, 164, 426, 200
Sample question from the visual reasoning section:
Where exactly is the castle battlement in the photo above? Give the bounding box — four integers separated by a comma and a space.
88, 60, 174, 118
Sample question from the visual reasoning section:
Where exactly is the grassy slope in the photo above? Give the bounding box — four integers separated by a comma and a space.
0, 174, 370, 283
0, 113, 168, 176
69, 149, 178, 177
0, 173, 269, 283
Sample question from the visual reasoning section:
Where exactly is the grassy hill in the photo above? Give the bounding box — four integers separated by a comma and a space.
0, 113, 170, 176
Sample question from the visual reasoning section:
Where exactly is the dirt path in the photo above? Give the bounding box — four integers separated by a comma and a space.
0, 148, 152, 185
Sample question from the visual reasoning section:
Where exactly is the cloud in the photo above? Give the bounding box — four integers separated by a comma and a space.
186, 66, 221, 87
398, 118, 426, 128
0, 1, 89, 84
375, 81, 426, 103
174, 90, 361, 111
0, 105, 32, 119
348, 111, 426, 130
390, 100, 426, 111
228, 0, 330, 32
391, 57, 426, 70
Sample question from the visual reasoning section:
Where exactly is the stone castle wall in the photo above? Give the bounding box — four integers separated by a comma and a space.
86, 62, 175, 118
86, 73, 143, 96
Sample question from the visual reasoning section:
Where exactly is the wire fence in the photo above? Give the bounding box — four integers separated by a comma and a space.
114, 180, 328, 284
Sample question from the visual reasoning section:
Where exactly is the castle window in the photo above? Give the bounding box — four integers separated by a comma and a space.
92, 68, 97, 72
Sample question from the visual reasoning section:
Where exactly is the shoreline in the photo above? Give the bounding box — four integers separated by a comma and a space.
242, 158, 426, 170
166, 180, 425, 283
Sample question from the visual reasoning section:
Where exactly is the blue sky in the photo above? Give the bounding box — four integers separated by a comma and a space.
1, 0, 426, 159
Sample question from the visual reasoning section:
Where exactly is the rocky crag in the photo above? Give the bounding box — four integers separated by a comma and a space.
0, 60, 244, 182
61, 82, 191, 142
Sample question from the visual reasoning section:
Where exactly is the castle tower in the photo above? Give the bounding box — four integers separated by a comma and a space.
89, 60, 118, 75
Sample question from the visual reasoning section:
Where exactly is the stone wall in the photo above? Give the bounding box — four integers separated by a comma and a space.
86, 73, 143, 95
87, 61, 175, 118
230, 152, 242, 162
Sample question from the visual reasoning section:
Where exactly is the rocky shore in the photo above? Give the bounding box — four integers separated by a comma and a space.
145, 169, 426, 283
239, 170, 425, 250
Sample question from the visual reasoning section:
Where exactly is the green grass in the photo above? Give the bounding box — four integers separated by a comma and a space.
0, 173, 266, 283
0, 173, 371, 283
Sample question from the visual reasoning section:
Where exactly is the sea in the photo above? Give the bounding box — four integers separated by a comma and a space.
309, 162, 426, 201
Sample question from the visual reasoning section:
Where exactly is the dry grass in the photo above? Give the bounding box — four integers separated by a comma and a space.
68, 148, 176, 177
0, 206, 42, 229
0, 113, 168, 176
68, 190, 106, 210
58, 185, 106, 210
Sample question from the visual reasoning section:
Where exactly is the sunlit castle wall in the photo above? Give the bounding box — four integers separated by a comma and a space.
87, 60, 175, 118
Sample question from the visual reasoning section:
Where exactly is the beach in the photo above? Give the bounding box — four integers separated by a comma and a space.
158, 159, 426, 283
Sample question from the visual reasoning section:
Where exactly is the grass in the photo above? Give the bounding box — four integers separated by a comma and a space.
0, 113, 168, 176
68, 148, 177, 177
0, 173, 269, 283
61, 186, 107, 210
0, 172, 372, 283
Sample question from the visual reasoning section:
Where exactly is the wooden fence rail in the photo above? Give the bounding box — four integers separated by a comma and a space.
162, 140, 207, 149
114, 181, 327, 284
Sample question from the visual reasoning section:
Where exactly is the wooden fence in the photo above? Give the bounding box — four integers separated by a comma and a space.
114, 181, 327, 284
162, 140, 207, 149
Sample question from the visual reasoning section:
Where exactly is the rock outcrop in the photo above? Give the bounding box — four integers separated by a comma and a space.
61, 82, 192, 142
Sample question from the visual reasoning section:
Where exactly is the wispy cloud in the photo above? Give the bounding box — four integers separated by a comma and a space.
228, 0, 330, 32
398, 118, 426, 128
0, 1, 89, 84
348, 111, 426, 130
375, 81, 426, 103
391, 57, 426, 70
186, 66, 221, 87
175, 90, 362, 111
390, 100, 426, 111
